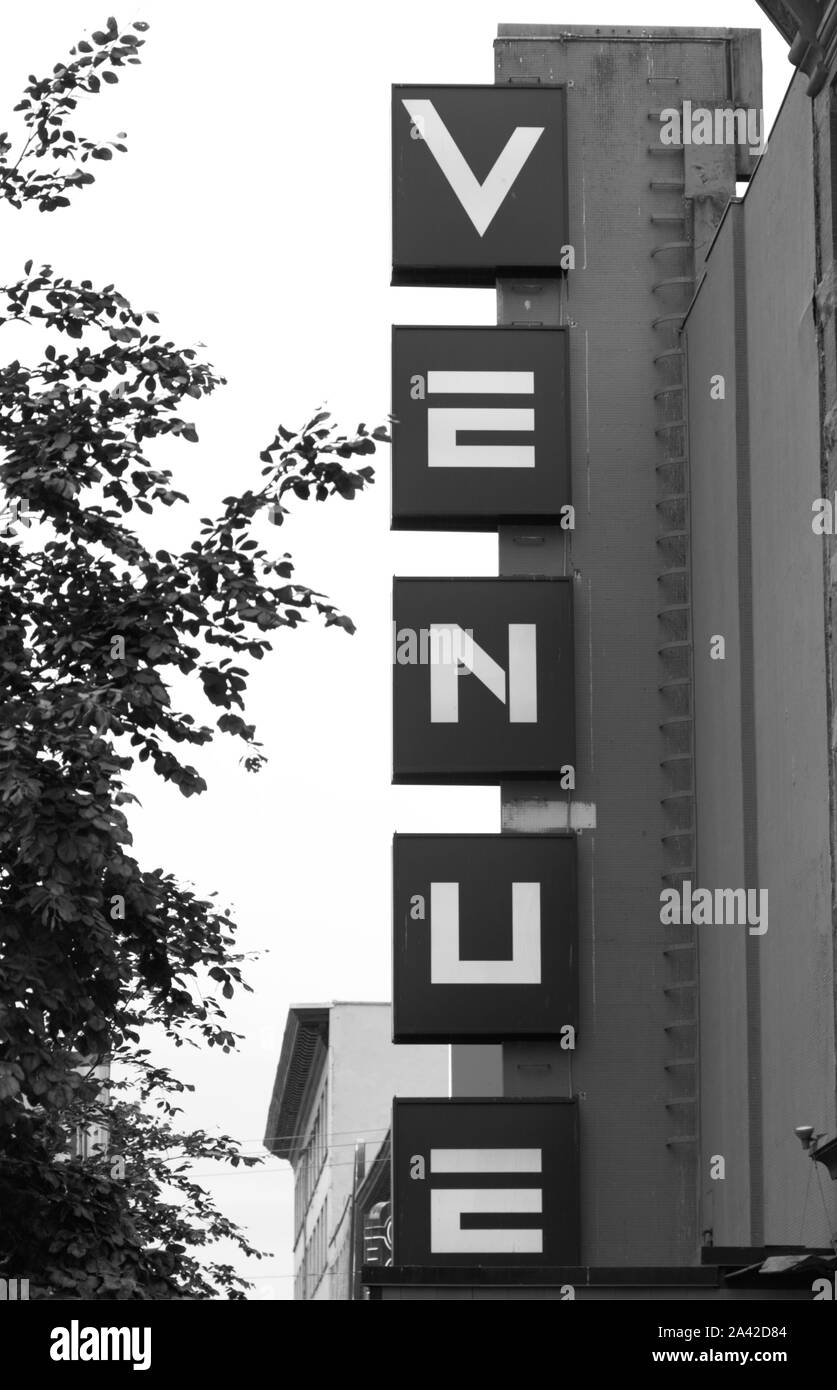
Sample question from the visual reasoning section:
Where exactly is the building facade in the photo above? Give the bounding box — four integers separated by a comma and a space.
686, 7, 837, 1252
263, 1002, 446, 1299
365, 19, 837, 1300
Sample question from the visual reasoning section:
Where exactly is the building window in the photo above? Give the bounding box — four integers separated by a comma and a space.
293, 1079, 329, 1244
307, 1198, 328, 1298
295, 1198, 329, 1301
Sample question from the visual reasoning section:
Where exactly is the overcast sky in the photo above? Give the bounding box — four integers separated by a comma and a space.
1, 1, 791, 1299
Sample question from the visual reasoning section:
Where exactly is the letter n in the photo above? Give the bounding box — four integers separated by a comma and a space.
429, 623, 536, 723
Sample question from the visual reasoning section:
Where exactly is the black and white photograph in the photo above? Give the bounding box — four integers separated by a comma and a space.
2, 0, 837, 1371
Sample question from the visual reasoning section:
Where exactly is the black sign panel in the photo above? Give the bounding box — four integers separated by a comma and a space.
392, 577, 574, 783
392, 1099, 579, 1266
393, 834, 577, 1042
392, 85, 569, 285
391, 326, 571, 530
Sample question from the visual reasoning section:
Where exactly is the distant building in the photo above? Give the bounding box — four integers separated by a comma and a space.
67, 1056, 111, 1160
263, 1003, 447, 1300
49, 1054, 111, 1166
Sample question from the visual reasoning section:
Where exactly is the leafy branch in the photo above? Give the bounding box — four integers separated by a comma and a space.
0, 17, 148, 212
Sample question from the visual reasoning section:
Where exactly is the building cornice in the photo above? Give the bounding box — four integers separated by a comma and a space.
263, 1006, 329, 1160
756, 1, 837, 95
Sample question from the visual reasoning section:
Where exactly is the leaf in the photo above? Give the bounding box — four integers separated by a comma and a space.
0, 1072, 21, 1100
92, 147, 113, 160
326, 613, 356, 635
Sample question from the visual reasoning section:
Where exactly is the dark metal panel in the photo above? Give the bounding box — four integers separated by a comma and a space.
391, 1098, 579, 1267
392, 577, 574, 783
391, 326, 571, 529
392, 833, 577, 1041
392, 85, 568, 286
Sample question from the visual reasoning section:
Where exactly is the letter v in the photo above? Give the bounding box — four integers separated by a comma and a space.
402, 99, 544, 237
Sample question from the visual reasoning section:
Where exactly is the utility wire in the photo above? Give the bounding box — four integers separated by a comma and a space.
183, 1155, 375, 1177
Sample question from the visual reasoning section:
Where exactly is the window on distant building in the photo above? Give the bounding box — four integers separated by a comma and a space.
293, 1078, 329, 1246
305, 1197, 328, 1299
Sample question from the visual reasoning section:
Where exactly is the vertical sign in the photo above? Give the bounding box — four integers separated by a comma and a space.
393, 833, 577, 1041
393, 577, 574, 782
392, 1098, 580, 1266
387, 65, 581, 1285
391, 326, 571, 528
392, 85, 569, 285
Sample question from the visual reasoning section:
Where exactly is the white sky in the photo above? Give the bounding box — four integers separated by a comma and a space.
1, 2, 791, 1299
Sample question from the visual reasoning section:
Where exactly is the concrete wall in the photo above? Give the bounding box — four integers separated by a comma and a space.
493, 24, 758, 1266
687, 74, 837, 1249
687, 203, 752, 1244
744, 77, 834, 1248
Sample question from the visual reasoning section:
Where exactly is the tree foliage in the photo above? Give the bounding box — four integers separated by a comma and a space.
0, 18, 386, 1298
1, 1056, 267, 1300
0, 16, 147, 212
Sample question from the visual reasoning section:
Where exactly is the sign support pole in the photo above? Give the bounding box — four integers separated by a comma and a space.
449, 278, 573, 1102
501, 276, 572, 1100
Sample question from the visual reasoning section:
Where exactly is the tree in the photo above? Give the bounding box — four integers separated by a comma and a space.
0, 1058, 268, 1300
0, 18, 386, 1297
